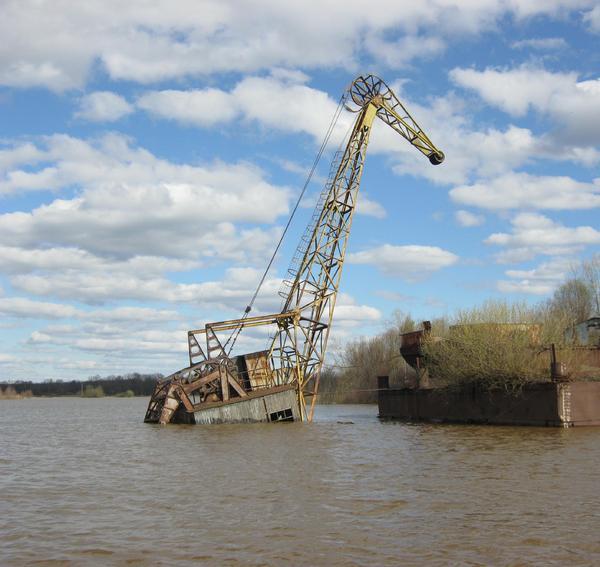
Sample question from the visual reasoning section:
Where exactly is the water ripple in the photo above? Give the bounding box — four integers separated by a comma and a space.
1, 398, 599, 565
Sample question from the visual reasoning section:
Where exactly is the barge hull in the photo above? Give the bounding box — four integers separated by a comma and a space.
377, 378, 600, 427
193, 386, 301, 424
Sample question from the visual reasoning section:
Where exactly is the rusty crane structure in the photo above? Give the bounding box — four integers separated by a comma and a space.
144, 74, 444, 425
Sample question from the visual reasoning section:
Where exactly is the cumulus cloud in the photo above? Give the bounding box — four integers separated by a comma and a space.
348, 244, 458, 281
450, 172, 600, 211
333, 295, 381, 325
28, 325, 188, 356
137, 78, 461, 183
584, 5, 600, 32
135, 76, 577, 190
497, 257, 573, 295
0, 134, 290, 263
450, 65, 600, 144
486, 213, 600, 263
363, 33, 446, 68
1, 0, 593, 91
0, 295, 183, 323
511, 37, 567, 50
374, 88, 597, 186
358, 195, 387, 219
0, 297, 78, 319
455, 210, 484, 227
137, 72, 344, 141
137, 88, 238, 127
0, 142, 45, 169
18, 286, 382, 375
0, 245, 198, 276
75, 91, 133, 122
130, 73, 598, 188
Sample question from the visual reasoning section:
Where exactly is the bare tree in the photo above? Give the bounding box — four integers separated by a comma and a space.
549, 278, 593, 324
580, 255, 600, 315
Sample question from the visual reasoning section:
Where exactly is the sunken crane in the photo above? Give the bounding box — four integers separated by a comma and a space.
144, 75, 444, 425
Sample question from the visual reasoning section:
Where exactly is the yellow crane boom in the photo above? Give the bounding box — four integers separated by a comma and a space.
144, 75, 444, 425
269, 75, 444, 420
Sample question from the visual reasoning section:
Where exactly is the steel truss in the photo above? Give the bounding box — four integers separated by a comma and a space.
144, 75, 443, 424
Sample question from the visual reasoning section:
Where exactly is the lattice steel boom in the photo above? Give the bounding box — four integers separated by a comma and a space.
269, 74, 444, 421
144, 74, 443, 425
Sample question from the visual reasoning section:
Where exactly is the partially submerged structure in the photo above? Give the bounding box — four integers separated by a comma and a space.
380, 320, 600, 427
144, 75, 445, 424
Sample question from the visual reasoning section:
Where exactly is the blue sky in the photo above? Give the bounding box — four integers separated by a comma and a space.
0, 1, 599, 380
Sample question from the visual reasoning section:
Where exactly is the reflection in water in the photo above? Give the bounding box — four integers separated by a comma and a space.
1, 398, 599, 565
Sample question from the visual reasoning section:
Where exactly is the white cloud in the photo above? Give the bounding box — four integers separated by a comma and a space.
497, 257, 573, 295
334, 302, 381, 324
135, 78, 526, 186
0, 245, 198, 276
0, 134, 290, 263
0, 294, 183, 324
6, 263, 279, 313
0, 354, 16, 363
584, 5, 600, 32
0, 297, 78, 319
0, 142, 45, 169
455, 210, 484, 227
137, 89, 238, 127
450, 65, 600, 144
137, 72, 342, 140
511, 37, 567, 50
450, 65, 573, 116
84, 306, 180, 323
383, 97, 551, 185
0, 1, 594, 91
28, 331, 53, 343
59, 360, 100, 370
28, 325, 188, 356
358, 194, 387, 219
450, 172, 600, 211
348, 244, 458, 281
75, 91, 133, 122
364, 33, 446, 68
134, 74, 598, 188
486, 213, 600, 263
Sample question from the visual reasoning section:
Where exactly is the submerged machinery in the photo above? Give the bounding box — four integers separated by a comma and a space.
144, 74, 444, 425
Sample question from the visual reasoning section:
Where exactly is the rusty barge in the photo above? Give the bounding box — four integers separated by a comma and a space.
144, 318, 303, 425
377, 321, 600, 427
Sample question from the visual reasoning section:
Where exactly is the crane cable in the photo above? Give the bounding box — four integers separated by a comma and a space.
223, 92, 348, 356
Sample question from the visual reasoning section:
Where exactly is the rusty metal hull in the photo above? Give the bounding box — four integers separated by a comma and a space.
378, 380, 600, 427
192, 385, 301, 424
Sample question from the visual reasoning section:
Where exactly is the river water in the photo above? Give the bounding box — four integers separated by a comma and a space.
1, 398, 599, 566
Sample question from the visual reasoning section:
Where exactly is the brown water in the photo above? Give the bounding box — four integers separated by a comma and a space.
1, 398, 599, 566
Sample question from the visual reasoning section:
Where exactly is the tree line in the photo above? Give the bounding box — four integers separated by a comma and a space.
0, 373, 162, 397
320, 255, 600, 403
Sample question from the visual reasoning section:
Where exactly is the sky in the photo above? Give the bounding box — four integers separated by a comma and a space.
0, 0, 599, 381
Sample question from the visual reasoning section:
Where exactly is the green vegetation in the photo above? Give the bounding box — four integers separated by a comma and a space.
115, 389, 135, 398
424, 301, 551, 393
0, 373, 161, 397
82, 385, 105, 398
320, 256, 600, 402
319, 312, 415, 403
0, 386, 32, 399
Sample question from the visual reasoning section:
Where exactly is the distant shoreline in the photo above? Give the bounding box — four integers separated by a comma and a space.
0, 375, 161, 399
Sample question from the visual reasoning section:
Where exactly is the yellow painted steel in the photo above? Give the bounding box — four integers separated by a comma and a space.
268, 76, 444, 421
151, 75, 445, 425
